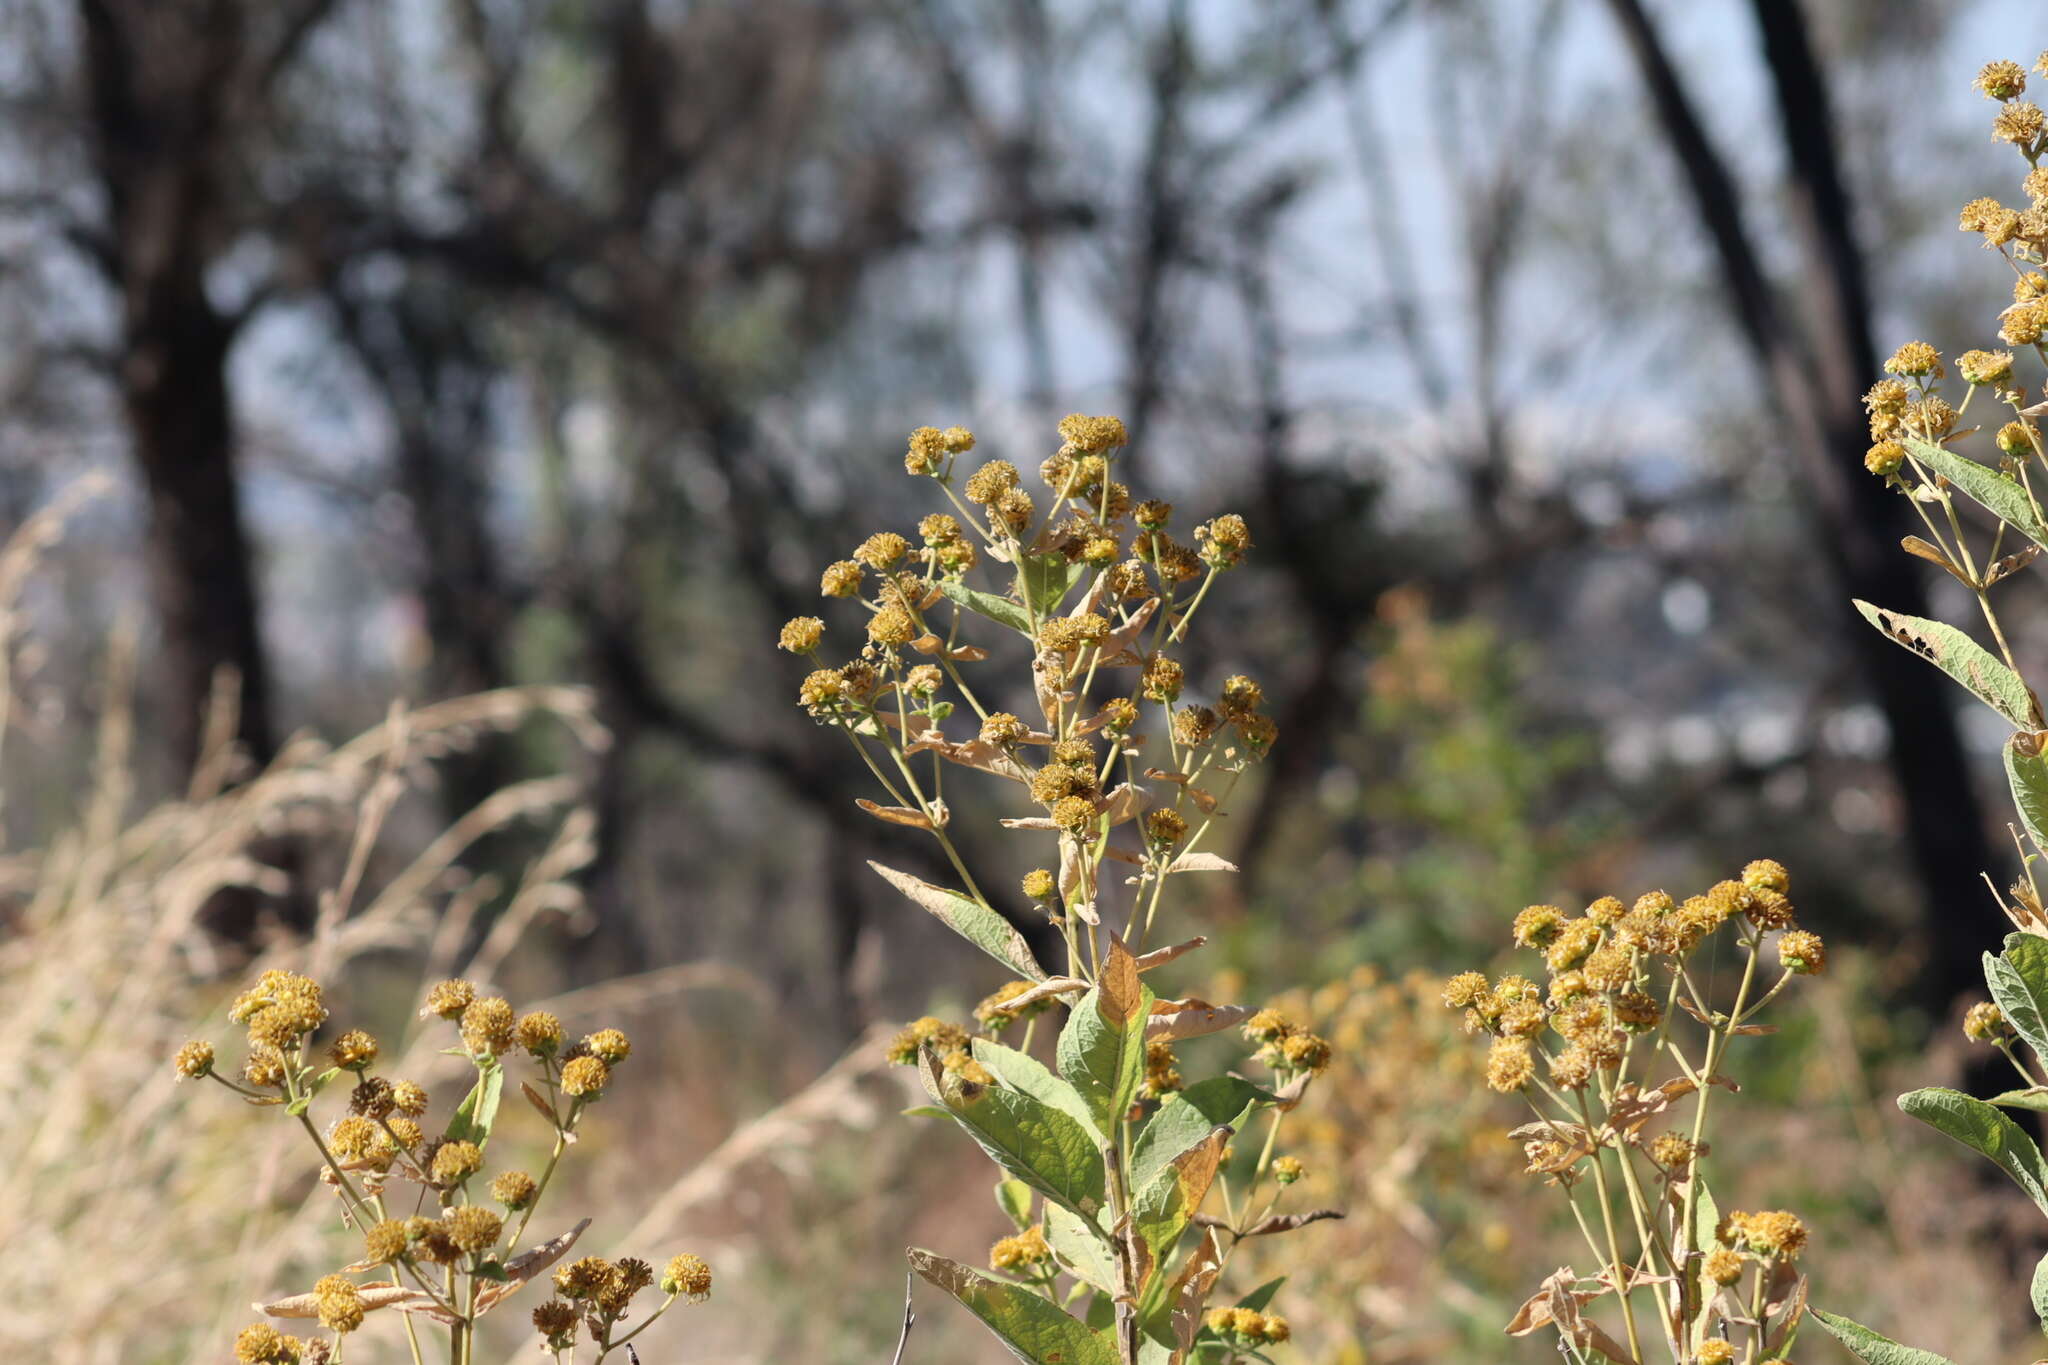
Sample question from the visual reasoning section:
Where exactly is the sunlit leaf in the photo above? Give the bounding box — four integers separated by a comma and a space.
870, 861, 1047, 981
1898, 1086, 2048, 1215
908, 1248, 1118, 1365
1055, 936, 1149, 1137
1808, 1307, 1958, 1364
940, 580, 1033, 635
1853, 599, 2039, 728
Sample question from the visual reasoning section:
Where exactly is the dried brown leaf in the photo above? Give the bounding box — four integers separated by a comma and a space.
856, 799, 935, 830
1165, 852, 1236, 875
1238, 1208, 1345, 1237
474, 1218, 593, 1314
1134, 937, 1206, 972
1145, 998, 1256, 1042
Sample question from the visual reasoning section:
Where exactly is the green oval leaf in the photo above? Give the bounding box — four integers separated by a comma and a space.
1853, 599, 2040, 728
2007, 732, 2048, 853
1054, 937, 1149, 1137
1808, 1307, 1958, 1364
909, 1248, 1118, 1365
939, 580, 1034, 636
445, 1062, 504, 1149
1131, 1077, 1272, 1190
1905, 438, 2048, 551
1898, 1085, 2048, 1215
921, 1051, 1107, 1217
869, 861, 1047, 982
1987, 932, 2048, 1062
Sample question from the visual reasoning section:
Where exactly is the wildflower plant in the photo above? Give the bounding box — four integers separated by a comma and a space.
179, 962, 710, 1362
787, 415, 1334, 1363
1810, 50, 2048, 1365
1445, 866, 1823, 1365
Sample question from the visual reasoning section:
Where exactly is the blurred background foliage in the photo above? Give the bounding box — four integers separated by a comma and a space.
5, 0, 2048, 1359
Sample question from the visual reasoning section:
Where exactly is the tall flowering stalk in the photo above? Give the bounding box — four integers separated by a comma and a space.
178, 967, 709, 1362
785, 415, 1337, 1364
1445, 865, 1822, 1365
1809, 50, 2048, 1365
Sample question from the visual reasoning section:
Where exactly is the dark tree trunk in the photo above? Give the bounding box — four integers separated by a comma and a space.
1605, 0, 2000, 1014
80, 0, 275, 769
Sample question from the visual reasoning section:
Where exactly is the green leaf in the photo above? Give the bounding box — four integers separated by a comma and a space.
1898, 1086, 2048, 1214
909, 1249, 1118, 1365
1682, 1178, 1723, 1343
940, 580, 1033, 636
1853, 599, 2040, 728
870, 861, 1048, 982
1988, 933, 2048, 1061
1905, 438, 2048, 551
2033, 1250, 2048, 1334
1023, 552, 1086, 618
1988, 1087, 2048, 1111
973, 1039, 1099, 1134
286, 1066, 346, 1116
2007, 733, 2048, 853
1056, 937, 1150, 1138
1132, 1078, 1271, 1190
1234, 1278, 1285, 1314
1132, 1126, 1230, 1268
996, 1179, 1035, 1232
1808, 1307, 1958, 1364
444, 1062, 504, 1149
921, 1052, 1107, 1218
1043, 1201, 1117, 1294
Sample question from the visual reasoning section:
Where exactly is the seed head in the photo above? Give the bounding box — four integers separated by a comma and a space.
1995, 101, 2047, 146
1864, 441, 1906, 476
1029, 762, 1094, 804
855, 532, 910, 571
584, 1028, 632, 1065
964, 461, 1021, 505
1778, 929, 1826, 975
2000, 422, 2036, 458
422, 979, 476, 1021
532, 1299, 578, 1340
1486, 1037, 1535, 1092
234, 1324, 303, 1364
1038, 613, 1109, 653
992, 487, 1035, 533
1703, 1246, 1743, 1285
990, 1225, 1052, 1271
349, 1077, 394, 1118
363, 1220, 408, 1264
1057, 413, 1128, 452
1650, 1133, 1699, 1172
1440, 973, 1489, 1009
444, 1205, 503, 1255
1549, 1046, 1593, 1089
1272, 1155, 1305, 1185
1884, 341, 1943, 379
1696, 1341, 1735, 1365
432, 1140, 484, 1185
1745, 888, 1796, 932
244, 1047, 287, 1089
1195, 514, 1252, 568
1171, 704, 1216, 746
663, 1252, 714, 1302
390, 1080, 429, 1116
1964, 1001, 2009, 1042
1731, 1209, 1808, 1259
556, 1256, 614, 1300
905, 426, 948, 476
1511, 905, 1564, 949
560, 1055, 611, 1098
1097, 697, 1139, 732
1020, 868, 1056, 901
513, 1011, 564, 1058
980, 712, 1028, 747
460, 997, 516, 1057
778, 617, 824, 653
1958, 349, 2016, 387
1977, 59, 2028, 100
886, 1016, 969, 1066
1140, 653, 1184, 703
1145, 807, 1189, 847
1545, 919, 1601, 972
313, 1276, 365, 1334
328, 1029, 378, 1071
328, 1115, 382, 1161
1279, 1031, 1332, 1074
174, 1040, 215, 1079
1051, 795, 1098, 833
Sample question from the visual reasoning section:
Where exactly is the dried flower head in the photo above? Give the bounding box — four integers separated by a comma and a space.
964, 460, 1021, 506
1777, 929, 1826, 975
1056, 413, 1128, 452
886, 1016, 970, 1066
989, 1224, 1053, 1271
432, 1139, 484, 1185
560, 1055, 611, 1098
662, 1252, 713, 1302
312, 1275, 365, 1334
778, 616, 824, 653
460, 997, 516, 1057
980, 712, 1028, 747
1020, 868, 1056, 901
1977, 59, 2028, 100
905, 426, 949, 476
422, 979, 476, 1021
174, 1040, 214, 1079
1195, 514, 1252, 568
443, 1205, 503, 1255
1964, 1000, 2009, 1042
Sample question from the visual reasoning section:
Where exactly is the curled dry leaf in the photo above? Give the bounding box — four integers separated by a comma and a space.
1987, 543, 2043, 587
1603, 1078, 1695, 1137
1164, 852, 1236, 875
906, 735, 1032, 784
1099, 783, 1147, 826
1001, 816, 1059, 830
474, 1218, 594, 1314
856, 798, 936, 830
1145, 998, 1257, 1042
1900, 535, 1970, 583
1133, 936, 1206, 972
1165, 1228, 1224, 1359
909, 633, 946, 654
260, 1283, 441, 1321
1234, 1208, 1346, 1237
992, 976, 1090, 1012
1093, 598, 1161, 667
1146, 769, 1220, 813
